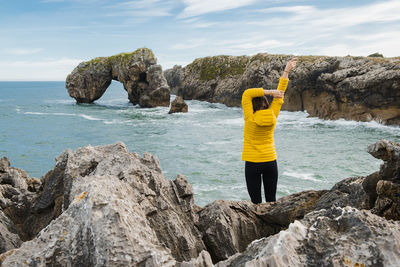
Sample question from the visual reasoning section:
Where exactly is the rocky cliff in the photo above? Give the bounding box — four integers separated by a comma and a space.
0, 139, 399, 266
66, 48, 170, 107
165, 55, 400, 125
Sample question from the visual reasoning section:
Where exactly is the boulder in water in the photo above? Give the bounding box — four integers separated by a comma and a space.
169, 96, 188, 114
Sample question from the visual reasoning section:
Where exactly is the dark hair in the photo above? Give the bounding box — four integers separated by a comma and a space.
252, 96, 269, 113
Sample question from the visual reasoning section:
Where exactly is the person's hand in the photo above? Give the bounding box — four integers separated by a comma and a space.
271, 90, 284, 98
284, 57, 297, 73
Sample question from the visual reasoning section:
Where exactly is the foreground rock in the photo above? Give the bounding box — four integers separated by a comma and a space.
217, 206, 400, 267
165, 55, 400, 125
0, 143, 206, 266
196, 190, 327, 263
66, 48, 170, 107
169, 96, 188, 114
0, 139, 399, 265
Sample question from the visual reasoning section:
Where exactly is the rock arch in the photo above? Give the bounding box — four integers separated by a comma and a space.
66, 48, 170, 107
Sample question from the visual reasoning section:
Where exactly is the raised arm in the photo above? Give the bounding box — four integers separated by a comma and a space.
269, 58, 297, 118
242, 88, 264, 121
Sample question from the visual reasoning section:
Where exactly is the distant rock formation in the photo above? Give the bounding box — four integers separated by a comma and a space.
66, 48, 170, 108
164, 65, 183, 95
0, 139, 399, 266
165, 54, 400, 125
169, 96, 188, 114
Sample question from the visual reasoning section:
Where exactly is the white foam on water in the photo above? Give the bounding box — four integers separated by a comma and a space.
24, 112, 102, 121
204, 140, 232, 145
279, 111, 400, 134
44, 99, 75, 105
79, 114, 102, 121
217, 117, 244, 126
283, 170, 323, 183
103, 119, 130, 125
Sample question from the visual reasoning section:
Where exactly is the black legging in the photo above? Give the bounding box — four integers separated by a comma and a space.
245, 161, 278, 204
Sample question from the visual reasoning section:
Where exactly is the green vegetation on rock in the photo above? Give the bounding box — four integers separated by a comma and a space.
188, 55, 248, 81
77, 48, 155, 73
368, 52, 384, 58
108, 48, 156, 65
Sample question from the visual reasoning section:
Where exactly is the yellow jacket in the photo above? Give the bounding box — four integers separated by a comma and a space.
241, 77, 289, 162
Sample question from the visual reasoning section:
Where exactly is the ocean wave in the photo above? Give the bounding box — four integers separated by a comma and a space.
278, 111, 399, 134
216, 118, 244, 126
103, 119, 131, 125
24, 112, 102, 121
283, 170, 325, 183
44, 99, 75, 105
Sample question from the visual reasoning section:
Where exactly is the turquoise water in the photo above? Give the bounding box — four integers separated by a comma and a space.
1, 81, 399, 206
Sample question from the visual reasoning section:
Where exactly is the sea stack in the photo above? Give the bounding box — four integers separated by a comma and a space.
66, 48, 170, 108
169, 96, 188, 114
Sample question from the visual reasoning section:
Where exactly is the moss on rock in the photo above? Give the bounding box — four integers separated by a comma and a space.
187, 55, 248, 81
77, 48, 155, 73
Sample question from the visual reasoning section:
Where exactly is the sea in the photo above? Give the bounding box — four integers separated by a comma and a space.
1, 81, 399, 207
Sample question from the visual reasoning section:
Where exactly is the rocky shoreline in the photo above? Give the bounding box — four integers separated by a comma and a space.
164, 54, 400, 125
0, 140, 399, 266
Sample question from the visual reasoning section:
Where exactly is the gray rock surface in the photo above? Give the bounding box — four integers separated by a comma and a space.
0, 143, 205, 266
0, 139, 399, 266
217, 206, 400, 267
197, 190, 326, 263
0, 156, 44, 244
66, 48, 170, 107
165, 54, 400, 125
164, 65, 183, 95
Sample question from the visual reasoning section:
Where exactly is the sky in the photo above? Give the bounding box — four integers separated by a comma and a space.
0, 0, 399, 81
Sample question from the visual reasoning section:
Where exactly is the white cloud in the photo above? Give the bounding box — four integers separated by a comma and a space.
241, 0, 400, 57
178, 0, 257, 18
255, 1, 400, 30
109, 0, 175, 17
0, 58, 82, 81
171, 39, 207, 49
6, 48, 43, 55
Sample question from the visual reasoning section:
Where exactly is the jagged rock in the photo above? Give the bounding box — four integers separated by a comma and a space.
314, 176, 370, 210
165, 55, 400, 125
66, 48, 170, 107
0, 211, 21, 254
169, 96, 188, 114
0, 157, 47, 242
217, 206, 400, 267
0, 143, 205, 266
164, 65, 183, 95
0, 140, 399, 265
309, 139, 400, 215
197, 190, 327, 263
367, 139, 400, 182
178, 250, 213, 267
372, 180, 400, 220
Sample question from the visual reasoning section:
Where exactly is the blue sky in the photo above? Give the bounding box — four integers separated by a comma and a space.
1, 0, 399, 81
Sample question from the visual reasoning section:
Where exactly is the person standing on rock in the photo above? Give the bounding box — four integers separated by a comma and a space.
241, 58, 297, 203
